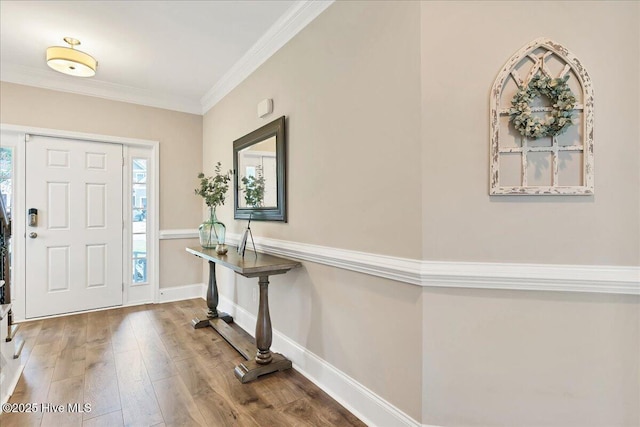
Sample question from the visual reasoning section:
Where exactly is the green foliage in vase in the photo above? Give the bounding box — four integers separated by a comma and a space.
241, 166, 265, 208
194, 162, 232, 209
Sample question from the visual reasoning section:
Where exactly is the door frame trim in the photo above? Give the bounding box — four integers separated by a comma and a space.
1, 123, 160, 321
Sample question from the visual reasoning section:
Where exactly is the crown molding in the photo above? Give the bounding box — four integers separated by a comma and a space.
1, 0, 333, 116
200, 0, 334, 113
0, 63, 202, 115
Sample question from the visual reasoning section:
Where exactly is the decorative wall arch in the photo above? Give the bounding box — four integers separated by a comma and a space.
490, 38, 594, 195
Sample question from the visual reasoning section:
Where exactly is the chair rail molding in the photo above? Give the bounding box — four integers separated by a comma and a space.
159, 229, 199, 240
225, 233, 639, 295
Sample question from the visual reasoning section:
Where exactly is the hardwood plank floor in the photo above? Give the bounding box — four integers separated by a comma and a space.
0, 299, 366, 427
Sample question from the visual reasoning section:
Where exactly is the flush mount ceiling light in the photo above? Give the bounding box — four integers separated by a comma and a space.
46, 37, 97, 77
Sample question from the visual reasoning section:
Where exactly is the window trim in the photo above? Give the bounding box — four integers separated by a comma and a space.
130, 155, 149, 286
124, 145, 158, 304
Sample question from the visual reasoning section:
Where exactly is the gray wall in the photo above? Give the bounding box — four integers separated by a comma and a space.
205, 0, 639, 425
203, 0, 425, 420
423, 288, 639, 426
421, 0, 640, 265
1, 0, 637, 424
420, 1, 639, 425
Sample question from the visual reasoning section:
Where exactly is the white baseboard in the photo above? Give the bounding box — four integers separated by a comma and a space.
158, 283, 205, 303
216, 294, 421, 427
0, 363, 25, 405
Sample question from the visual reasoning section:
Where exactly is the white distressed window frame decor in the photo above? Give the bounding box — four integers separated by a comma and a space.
490, 38, 594, 195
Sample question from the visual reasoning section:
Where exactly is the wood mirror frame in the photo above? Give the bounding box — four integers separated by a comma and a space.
233, 116, 286, 222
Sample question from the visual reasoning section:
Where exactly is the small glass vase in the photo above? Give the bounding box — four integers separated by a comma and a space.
199, 207, 226, 253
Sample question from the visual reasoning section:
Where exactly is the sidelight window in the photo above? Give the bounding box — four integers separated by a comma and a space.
132, 158, 147, 283
0, 147, 13, 214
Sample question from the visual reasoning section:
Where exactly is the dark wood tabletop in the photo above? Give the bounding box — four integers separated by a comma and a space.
186, 246, 300, 278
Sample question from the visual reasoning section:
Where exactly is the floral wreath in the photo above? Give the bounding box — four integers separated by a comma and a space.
509, 74, 576, 139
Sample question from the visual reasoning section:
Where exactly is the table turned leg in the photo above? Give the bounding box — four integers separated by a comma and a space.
233, 274, 292, 383
192, 261, 232, 328
205, 261, 219, 318
255, 276, 273, 364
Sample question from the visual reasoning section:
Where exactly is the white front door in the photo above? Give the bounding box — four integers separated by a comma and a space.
26, 136, 123, 318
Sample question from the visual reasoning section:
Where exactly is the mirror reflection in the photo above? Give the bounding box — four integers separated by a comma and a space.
237, 136, 277, 208
233, 115, 286, 222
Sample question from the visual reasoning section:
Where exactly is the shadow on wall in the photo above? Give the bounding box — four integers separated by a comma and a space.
423, 285, 639, 305
221, 263, 329, 366
489, 194, 595, 204
273, 265, 325, 357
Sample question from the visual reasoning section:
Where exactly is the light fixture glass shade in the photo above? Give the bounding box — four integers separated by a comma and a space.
46, 46, 97, 77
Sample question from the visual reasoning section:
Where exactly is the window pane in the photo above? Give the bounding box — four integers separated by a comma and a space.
132, 184, 147, 208
133, 257, 147, 283
131, 157, 148, 285
132, 209, 146, 233
133, 172, 147, 184
133, 159, 147, 173
133, 159, 147, 172
0, 147, 13, 214
132, 233, 147, 283
133, 233, 146, 254
133, 159, 147, 183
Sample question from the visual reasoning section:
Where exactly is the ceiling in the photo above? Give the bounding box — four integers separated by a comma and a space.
0, 0, 331, 114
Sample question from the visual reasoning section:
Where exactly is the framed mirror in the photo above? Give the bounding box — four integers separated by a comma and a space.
233, 116, 286, 221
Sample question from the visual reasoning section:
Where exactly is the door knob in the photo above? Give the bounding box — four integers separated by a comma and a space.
29, 232, 37, 239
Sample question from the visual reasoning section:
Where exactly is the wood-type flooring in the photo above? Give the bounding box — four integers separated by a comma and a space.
0, 299, 365, 427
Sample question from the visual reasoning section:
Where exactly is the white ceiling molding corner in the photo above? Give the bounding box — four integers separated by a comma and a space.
0, 0, 332, 116
1, 63, 202, 115
200, 0, 334, 114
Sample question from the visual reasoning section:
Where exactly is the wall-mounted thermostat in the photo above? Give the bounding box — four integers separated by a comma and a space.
257, 99, 273, 118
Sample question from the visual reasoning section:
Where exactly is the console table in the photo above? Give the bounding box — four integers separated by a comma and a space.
186, 246, 300, 383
